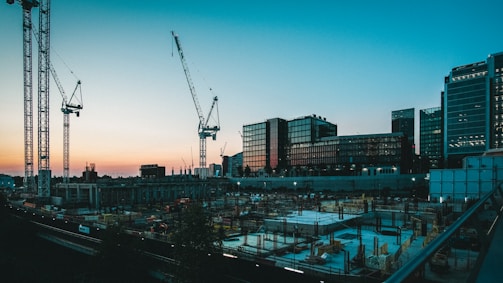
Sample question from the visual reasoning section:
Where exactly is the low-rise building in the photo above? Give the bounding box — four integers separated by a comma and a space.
429, 154, 503, 203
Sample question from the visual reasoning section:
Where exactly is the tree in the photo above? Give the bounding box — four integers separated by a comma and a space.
171, 202, 223, 282
244, 165, 251, 177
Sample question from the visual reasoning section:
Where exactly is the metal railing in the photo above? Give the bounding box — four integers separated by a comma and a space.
384, 187, 500, 283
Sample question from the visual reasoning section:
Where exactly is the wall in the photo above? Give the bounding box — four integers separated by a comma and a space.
429, 156, 503, 202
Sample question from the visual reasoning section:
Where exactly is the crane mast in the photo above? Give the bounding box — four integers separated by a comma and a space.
61, 81, 82, 183
7, 0, 39, 192
171, 31, 220, 178
37, 0, 50, 197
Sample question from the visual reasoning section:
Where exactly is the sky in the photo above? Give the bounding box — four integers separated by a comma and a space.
1, 0, 503, 178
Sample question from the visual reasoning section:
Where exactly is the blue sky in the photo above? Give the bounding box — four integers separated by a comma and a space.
1, 0, 502, 177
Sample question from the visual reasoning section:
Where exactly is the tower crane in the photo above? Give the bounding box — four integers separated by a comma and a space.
220, 141, 227, 158
36, 0, 51, 197
60, 81, 82, 183
171, 31, 220, 178
8, 0, 52, 196
33, 30, 83, 184
32, 24, 83, 184
6, 0, 39, 192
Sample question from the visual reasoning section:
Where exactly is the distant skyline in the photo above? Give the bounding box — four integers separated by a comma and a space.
1, 0, 503, 178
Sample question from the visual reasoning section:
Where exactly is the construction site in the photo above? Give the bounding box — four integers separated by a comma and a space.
188, 189, 490, 282
3, 1, 503, 282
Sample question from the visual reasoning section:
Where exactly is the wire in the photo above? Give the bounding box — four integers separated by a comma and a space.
52, 47, 80, 81
32, 26, 80, 81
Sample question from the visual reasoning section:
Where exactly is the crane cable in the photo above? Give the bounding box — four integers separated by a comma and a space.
171, 31, 218, 125
52, 46, 80, 82
32, 26, 80, 82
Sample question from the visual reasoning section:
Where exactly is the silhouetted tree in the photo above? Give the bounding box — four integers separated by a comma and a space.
171, 202, 222, 282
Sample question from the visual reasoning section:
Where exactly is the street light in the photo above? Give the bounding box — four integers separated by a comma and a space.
293, 181, 297, 190
236, 181, 241, 207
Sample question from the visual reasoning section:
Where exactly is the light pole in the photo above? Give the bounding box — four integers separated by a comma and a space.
411, 177, 416, 198
236, 181, 241, 207
293, 181, 297, 191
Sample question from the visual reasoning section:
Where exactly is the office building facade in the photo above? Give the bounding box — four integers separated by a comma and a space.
392, 108, 415, 154
242, 121, 270, 173
420, 106, 443, 169
243, 115, 412, 176
443, 52, 503, 167
270, 118, 289, 171
288, 114, 337, 144
232, 152, 243, 177
289, 132, 411, 175
243, 115, 335, 174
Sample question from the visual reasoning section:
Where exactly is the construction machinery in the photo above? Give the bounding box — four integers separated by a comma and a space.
171, 31, 220, 178
59, 80, 83, 183
32, 24, 83, 184
220, 141, 227, 159
6, 0, 39, 192
36, 0, 51, 197
8, 0, 52, 196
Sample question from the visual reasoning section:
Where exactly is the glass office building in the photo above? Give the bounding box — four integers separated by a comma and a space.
243, 116, 335, 174
420, 106, 442, 169
490, 54, 503, 148
242, 121, 268, 173
443, 52, 503, 167
288, 114, 337, 144
392, 108, 415, 154
243, 115, 412, 175
289, 132, 410, 174
269, 118, 288, 171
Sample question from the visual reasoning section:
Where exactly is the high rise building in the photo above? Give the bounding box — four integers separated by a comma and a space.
243, 115, 335, 175
392, 108, 415, 153
420, 106, 442, 169
242, 121, 268, 173
443, 52, 503, 167
269, 118, 288, 171
230, 152, 243, 177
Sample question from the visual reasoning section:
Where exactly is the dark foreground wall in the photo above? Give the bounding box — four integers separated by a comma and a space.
0, 209, 91, 282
